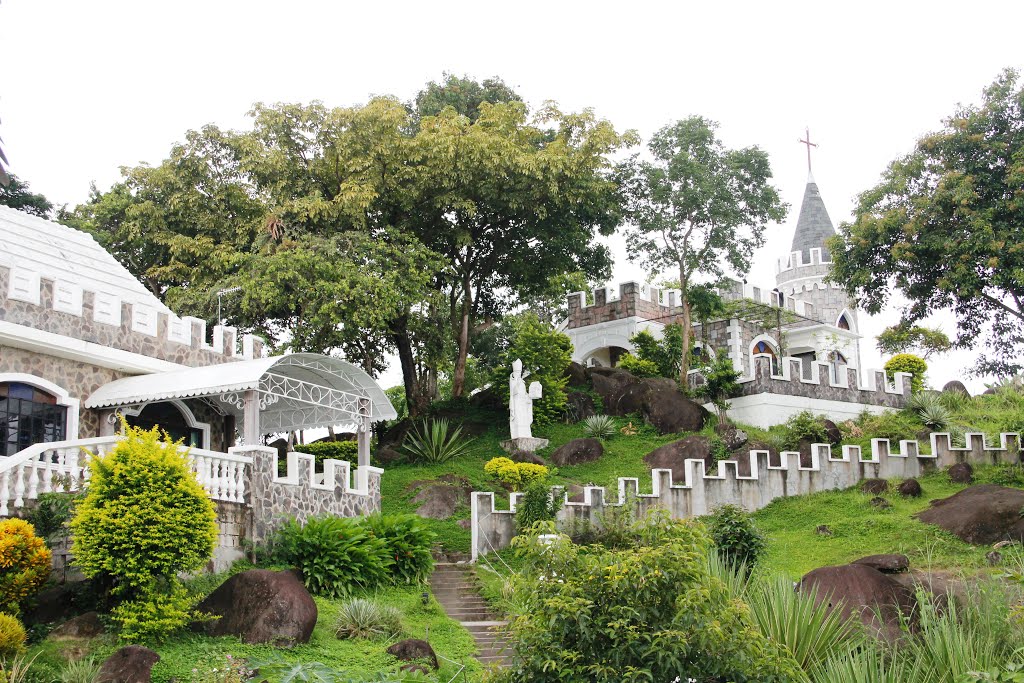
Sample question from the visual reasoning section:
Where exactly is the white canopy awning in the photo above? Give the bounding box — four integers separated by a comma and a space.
85, 353, 397, 433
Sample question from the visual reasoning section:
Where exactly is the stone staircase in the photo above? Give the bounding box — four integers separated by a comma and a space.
430, 560, 512, 669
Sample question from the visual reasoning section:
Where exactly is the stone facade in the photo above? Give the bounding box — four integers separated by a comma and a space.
472, 431, 1023, 560
238, 446, 382, 543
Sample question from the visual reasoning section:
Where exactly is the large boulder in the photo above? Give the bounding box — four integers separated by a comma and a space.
387, 639, 438, 670
194, 569, 318, 646
565, 361, 590, 388
48, 612, 105, 640
915, 485, 1024, 545
948, 462, 974, 484
407, 476, 472, 519
715, 423, 748, 450
798, 564, 918, 640
898, 478, 923, 497
853, 554, 910, 574
469, 385, 502, 410
550, 438, 604, 466
861, 479, 889, 495
510, 450, 546, 466
644, 436, 712, 480
565, 390, 597, 421
641, 383, 709, 435
378, 418, 413, 448
374, 446, 404, 466
822, 419, 843, 445
97, 646, 160, 683
588, 368, 638, 410
942, 380, 970, 396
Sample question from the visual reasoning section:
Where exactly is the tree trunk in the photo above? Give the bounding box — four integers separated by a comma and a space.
451, 273, 473, 398
390, 314, 425, 418
678, 264, 693, 387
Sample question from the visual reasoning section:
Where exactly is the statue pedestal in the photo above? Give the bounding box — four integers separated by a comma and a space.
500, 437, 549, 454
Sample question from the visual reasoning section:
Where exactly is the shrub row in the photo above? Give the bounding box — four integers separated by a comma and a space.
273, 513, 435, 598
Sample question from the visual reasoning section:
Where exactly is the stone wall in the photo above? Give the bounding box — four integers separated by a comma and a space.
0, 265, 265, 368
236, 446, 382, 543
211, 501, 250, 573
471, 431, 1023, 560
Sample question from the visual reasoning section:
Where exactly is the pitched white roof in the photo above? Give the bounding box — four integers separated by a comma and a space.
0, 205, 169, 312
84, 353, 398, 431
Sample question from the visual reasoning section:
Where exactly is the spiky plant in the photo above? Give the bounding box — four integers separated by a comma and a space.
401, 418, 473, 464
918, 403, 953, 430
582, 414, 617, 440
334, 598, 403, 640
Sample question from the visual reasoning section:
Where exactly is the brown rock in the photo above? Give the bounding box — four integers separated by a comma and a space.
822, 419, 843, 444
853, 554, 910, 574
715, 423, 748, 450
411, 483, 470, 519
48, 612, 105, 640
565, 362, 589, 388
870, 496, 892, 509
987, 550, 1002, 566
861, 479, 889, 495
915, 485, 1024, 545
387, 639, 438, 670
97, 645, 160, 683
565, 390, 597, 421
948, 462, 974, 484
942, 380, 970, 396
550, 438, 604, 466
898, 478, 922, 497
510, 450, 546, 466
641, 383, 710, 435
816, 524, 834, 536
644, 436, 712, 480
798, 564, 918, 640
194, 569, 318, 646
379, 418, 413, 447
374, 447, 404, 466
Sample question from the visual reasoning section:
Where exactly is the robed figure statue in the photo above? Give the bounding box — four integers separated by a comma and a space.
509, 358, 543, 440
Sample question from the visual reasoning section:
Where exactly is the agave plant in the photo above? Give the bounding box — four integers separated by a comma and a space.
907, 391, 943, 414
58, 657, 101, 683
401, 418, 472, 464
918, 403, 953, 430
335, 598, 403, 640
582, 414, 617, 440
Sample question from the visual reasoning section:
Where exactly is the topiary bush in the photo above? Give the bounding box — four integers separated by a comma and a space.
273, 515, 391, 598
885, 353, 928, 394
0, 518, 51, 616
361, 514, 435, 585
70, 425, 217, 641
484, 457, 549, 491
705, 504, 766, 572
293, 440, 359, 466
0, 613, 27, 660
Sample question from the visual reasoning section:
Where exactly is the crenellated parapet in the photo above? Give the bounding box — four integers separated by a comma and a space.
1, 264, 266, 367
470, 431, 1022, 560
776, 247, 832, 275
566, 281, 682, 330
730, 355, 911, 407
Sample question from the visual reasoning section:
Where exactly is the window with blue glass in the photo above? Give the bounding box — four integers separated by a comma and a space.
0, 382, 68, 456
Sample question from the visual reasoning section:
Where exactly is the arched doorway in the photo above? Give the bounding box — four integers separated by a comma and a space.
124, 402, 206, 448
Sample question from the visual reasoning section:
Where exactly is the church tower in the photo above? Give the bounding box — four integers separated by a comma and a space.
775, 173, 859, 335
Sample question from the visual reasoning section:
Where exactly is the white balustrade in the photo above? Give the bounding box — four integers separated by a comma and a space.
0, 437, 252, 515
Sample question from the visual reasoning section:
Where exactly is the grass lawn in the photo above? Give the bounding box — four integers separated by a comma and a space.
26, 580, 483, 682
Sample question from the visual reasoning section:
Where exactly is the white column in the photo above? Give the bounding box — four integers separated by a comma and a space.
358, 415, 371, 468
243, 389, 261, 446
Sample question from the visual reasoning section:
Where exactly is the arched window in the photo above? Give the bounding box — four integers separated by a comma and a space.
1, 382, 68, 456
753, 340, 780, 374
837, 315, 851, 330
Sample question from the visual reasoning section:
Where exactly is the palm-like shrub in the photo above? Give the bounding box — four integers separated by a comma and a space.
334, 598, 403, 640
273, 516, 391, 598
361, 514, 435, 585
582, 414, 617, 440
402, 419, 472, 464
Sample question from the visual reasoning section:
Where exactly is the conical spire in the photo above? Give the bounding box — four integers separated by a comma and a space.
790, 174, 835, 262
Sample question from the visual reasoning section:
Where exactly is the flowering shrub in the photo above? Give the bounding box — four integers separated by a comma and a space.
485, 457, 549, 491
0, 518, 51, 615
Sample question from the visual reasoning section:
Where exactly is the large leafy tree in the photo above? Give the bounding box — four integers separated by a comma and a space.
0, 173, 53, 217
624, 117, 788, 383
829, 69, 1024, 377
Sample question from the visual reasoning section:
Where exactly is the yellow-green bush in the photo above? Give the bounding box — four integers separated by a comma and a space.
0, 613, 26, 660
0, 518, 51, 615
70, 426, 218, 641
484, 457, 549, 491
885, 353, 927, 393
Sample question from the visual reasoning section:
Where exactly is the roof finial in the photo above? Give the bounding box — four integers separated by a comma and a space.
798, 127, 818, 176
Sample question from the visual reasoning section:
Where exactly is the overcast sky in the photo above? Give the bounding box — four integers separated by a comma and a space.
3, 0, 1022, 391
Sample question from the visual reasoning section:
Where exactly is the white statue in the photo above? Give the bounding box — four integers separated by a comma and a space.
509, 358, 543, 439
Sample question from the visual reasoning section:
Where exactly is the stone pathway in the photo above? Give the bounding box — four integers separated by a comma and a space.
430, 560, 512, 669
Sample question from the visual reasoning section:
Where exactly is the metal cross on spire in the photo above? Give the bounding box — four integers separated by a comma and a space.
798, 127, 818, 173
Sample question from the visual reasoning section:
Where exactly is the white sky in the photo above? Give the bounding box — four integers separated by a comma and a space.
3, 0, 1022, 392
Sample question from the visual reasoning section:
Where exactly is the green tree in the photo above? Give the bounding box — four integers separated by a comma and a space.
876, 324, 952, 360
491, 315, 572, 428
629, 324, 685, 379
696, 353, 742, 425
0, 174, 53, 218
625, 117, 788, 384
828, 69, 1024, 377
